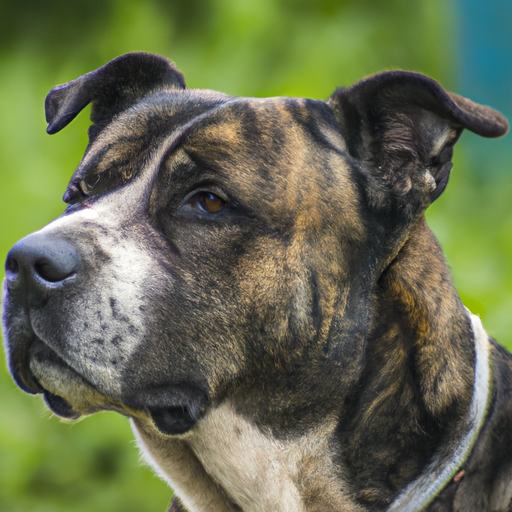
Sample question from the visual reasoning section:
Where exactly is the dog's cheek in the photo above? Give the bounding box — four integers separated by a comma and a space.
118, 280, 247, 398
231, 234, 337, 355
110, 225, 256, 402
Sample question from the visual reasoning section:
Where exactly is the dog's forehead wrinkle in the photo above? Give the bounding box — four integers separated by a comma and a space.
74, 95, 340, 212
149, 87, 232, 104
69, 91, 237, 201
74, 146, 165, 218
169, 102, 349, 208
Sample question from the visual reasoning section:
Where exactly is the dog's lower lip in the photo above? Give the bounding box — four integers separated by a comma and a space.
10, 361, 44, 395
30, 376, 45, 394
43, 390, 81, 420
22, 338, 94, 418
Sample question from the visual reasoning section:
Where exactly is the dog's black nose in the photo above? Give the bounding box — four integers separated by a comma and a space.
5, 234, 81, 288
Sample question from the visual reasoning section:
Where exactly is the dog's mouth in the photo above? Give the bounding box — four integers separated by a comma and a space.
10, 336, 209, 434
10, 337, 120, 420
10, 347, 80, 420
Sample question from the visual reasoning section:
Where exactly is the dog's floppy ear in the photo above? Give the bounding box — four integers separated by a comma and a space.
328, 71, 508, 203
45, 52, 186, 138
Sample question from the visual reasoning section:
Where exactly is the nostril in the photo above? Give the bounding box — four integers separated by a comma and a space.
6, 235, 81, 288
5, 255, 19, 275
34, 257, 76, 283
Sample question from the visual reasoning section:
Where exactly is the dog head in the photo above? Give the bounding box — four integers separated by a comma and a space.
3, 53, 508, 435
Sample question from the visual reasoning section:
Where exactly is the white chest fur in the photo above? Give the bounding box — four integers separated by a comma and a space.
132, 403, 358, 512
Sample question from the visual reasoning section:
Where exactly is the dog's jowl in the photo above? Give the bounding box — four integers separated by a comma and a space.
3, 53, 512, 512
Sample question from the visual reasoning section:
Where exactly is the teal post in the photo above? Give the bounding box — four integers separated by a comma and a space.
457, 0, 512, 173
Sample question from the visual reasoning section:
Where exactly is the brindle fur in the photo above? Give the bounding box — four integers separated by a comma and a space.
3, 53, 512, 511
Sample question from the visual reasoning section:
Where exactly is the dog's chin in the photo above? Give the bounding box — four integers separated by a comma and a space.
124, 384, 209, 436
149, 406, 199, 435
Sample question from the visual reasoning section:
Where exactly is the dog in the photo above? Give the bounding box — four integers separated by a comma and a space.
3, 52, 512, 512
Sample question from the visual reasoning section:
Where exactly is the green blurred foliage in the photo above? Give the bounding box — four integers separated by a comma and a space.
0, 1, 510, 511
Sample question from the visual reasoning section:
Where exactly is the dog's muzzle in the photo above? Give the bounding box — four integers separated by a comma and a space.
3, 232, 83, 418
3, 233, 208, 434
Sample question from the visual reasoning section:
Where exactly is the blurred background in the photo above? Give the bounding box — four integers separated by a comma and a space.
0, 0, 511, 510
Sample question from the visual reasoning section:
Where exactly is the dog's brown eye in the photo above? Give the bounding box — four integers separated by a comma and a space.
191, 192, 226, 214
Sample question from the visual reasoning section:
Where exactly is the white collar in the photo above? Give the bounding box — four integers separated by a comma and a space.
387, 312, 493, 512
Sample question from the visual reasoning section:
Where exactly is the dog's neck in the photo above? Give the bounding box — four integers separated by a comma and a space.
336, 215, 477, 507
134, 217, 481, 512
374, 215, 475, 421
